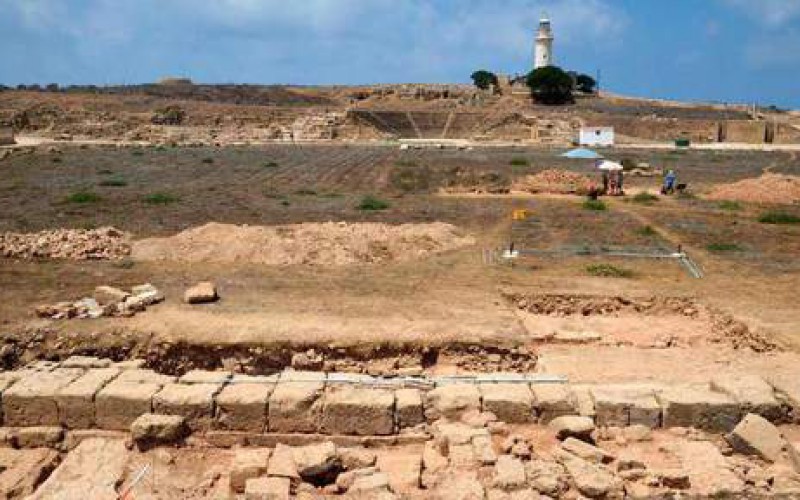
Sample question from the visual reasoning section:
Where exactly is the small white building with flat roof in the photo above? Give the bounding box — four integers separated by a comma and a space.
579, 126, 614, 147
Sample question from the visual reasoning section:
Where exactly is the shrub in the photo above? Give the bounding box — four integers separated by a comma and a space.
357, 195, 390, 211
509, 157, 530, 167
144, 192, 179, 205
586, 264, 634, 278
718, 200, 742, 211
66, 191, 101, 204
201, 157, 214, 164
575, 73, 597, 94
620, 158, 637, 171
758, 211, 800, 225
390, 164, 431, 193
99, 176, 127, 187
706, 243, 741, 252
526, 66, 574, 105
151, 105, 185, 125
631, 192, 659, 205
263, 161, 279, 168
583, 199, 607, 211
471, 70, 499, 90
295, 189, 318, 196
131, 149, 145, 157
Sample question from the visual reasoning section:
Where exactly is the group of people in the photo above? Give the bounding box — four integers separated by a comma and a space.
587, 165, 680, 200
601, 170, 624, 196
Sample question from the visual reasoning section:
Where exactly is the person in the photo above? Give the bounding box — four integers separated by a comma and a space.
663, 169, 677, 195
617, 169, 625, 195
601, 171, 609, 195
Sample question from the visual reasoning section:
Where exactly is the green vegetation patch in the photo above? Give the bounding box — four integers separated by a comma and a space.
357, 195, 390, 211
263, 161, 279, 168
65, 191, 101, 204
636, 225, 658, 237
509, 157, 530, 167
706, 243, 742, 253
99, 176, 128, 187
758, 211, 800, 225
630, 192, 659, 205
718, 200, 742, 211
583, 199, 607, 211
201, 157, 215, 164
143, 192, 180, 205
586, 264, 634, 279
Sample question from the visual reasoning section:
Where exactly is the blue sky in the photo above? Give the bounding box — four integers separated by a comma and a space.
2, 0, 799, 108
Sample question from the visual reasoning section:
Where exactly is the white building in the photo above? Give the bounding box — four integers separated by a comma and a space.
579, 127, 615, 147
534, 15, 554, 69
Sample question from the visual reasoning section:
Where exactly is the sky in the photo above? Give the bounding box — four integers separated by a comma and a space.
1, 0, 800, 108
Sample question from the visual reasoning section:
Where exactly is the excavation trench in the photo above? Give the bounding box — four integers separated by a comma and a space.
0, 331, 537, 377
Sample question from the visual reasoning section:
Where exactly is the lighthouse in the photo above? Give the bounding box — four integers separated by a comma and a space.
534, 15, 554, 69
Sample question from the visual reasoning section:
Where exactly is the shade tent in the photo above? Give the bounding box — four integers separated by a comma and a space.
597, 160, 623, 171
561, 148, 604, 160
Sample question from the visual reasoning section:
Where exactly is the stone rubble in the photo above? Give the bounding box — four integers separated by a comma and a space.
35, 283, 165, 319
0, 227, 130, 260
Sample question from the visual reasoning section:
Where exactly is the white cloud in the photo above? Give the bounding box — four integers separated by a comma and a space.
723, 0, 800, 27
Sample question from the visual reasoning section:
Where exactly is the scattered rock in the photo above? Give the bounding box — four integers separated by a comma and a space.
292, 441, 341, 485
245, 476, 291, 500
184, 281, 219, 304
339, 448, 377, 471
492, 455, 527, 491
130, 413, 187, 448
549, 415, 595, 441
560, 437, 615, 464
726, 413, 786, 462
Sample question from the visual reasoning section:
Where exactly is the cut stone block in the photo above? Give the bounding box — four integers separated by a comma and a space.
591, 384, 662, 428
16, 427, 64, 449
130, 414, 187, 447
492, 455, 527, 491
114, 369, 175, 385
769, 375, 800, 415
0, 448, 60, 498
321, 386, 394, 436
726, 413, 786, 462
2, 369, 83, 427
268, 372, 325, 433
179, 370, 231, 385
230, 448, 271, 493
395, 388, 424, 429
95, 380, 163, 430
215, 383, 272, 432
425, 384, 481, 421
267, 443, 299, 480
480, 384, 534, 423
153, 383, 220, 431
61, 356, 113, 369
245, 476, 290, 500
711, 375, 783, 422
29, 438, 128, 500
659, 385, 742, 432
531, 384, 578, 423
56, 368, 120, 429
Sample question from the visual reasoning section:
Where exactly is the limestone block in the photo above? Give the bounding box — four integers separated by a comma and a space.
549, 415, 595, 441
711, 375, 783, 422
114, 369, 175, 385
56, 368, 120, 429
530, 384, 578, 423
480, 384, 534, 423
492, 455, 527, 491
179, 370, 231, 385
16, 427, 64, 449
591, 384, 662, 428
425, 384, 481, 421
560, 437, 615, 464
321, 386, 394, 436
769, 375, 800, 415
2, 368, 83, 427
215, 383, 272, 432
376, 449, 422, 493
267, 443, 299, 480
95, 380, 162, 430
61, 356, 113, 369
245, 476, 290, 500
395, 388, 424, 429
558, 451, 623, 498
130, 413, 187, 446
658, 385, 742, 432
153, 383, 221, 431
230, 448, 271, 493
184, 281, 218, 304
268, 372, 325, 433
726, 413, 786, 462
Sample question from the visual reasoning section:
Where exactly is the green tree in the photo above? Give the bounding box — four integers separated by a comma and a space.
470, 70, 498, 91
526, 66, 574, 105
575, 74, 597, 94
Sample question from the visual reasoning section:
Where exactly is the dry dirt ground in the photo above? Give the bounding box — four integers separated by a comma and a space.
0, 144, 799, 383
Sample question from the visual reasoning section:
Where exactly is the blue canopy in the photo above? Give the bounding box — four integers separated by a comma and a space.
561, 148, 604, 160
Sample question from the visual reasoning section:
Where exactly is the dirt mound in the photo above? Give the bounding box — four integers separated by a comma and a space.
0, 227, 130, 260
513, 169, 592, 195
132, 222, 474, 266
706, 174, 800, 204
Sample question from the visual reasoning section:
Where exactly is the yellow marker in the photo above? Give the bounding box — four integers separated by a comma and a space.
512, 209, 529, 221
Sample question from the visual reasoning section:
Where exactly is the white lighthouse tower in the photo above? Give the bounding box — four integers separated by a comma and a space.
534, 14, 554, 69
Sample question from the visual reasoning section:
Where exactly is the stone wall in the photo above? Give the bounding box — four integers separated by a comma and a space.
722, 120, 767, 143
0, 357, 796, 439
